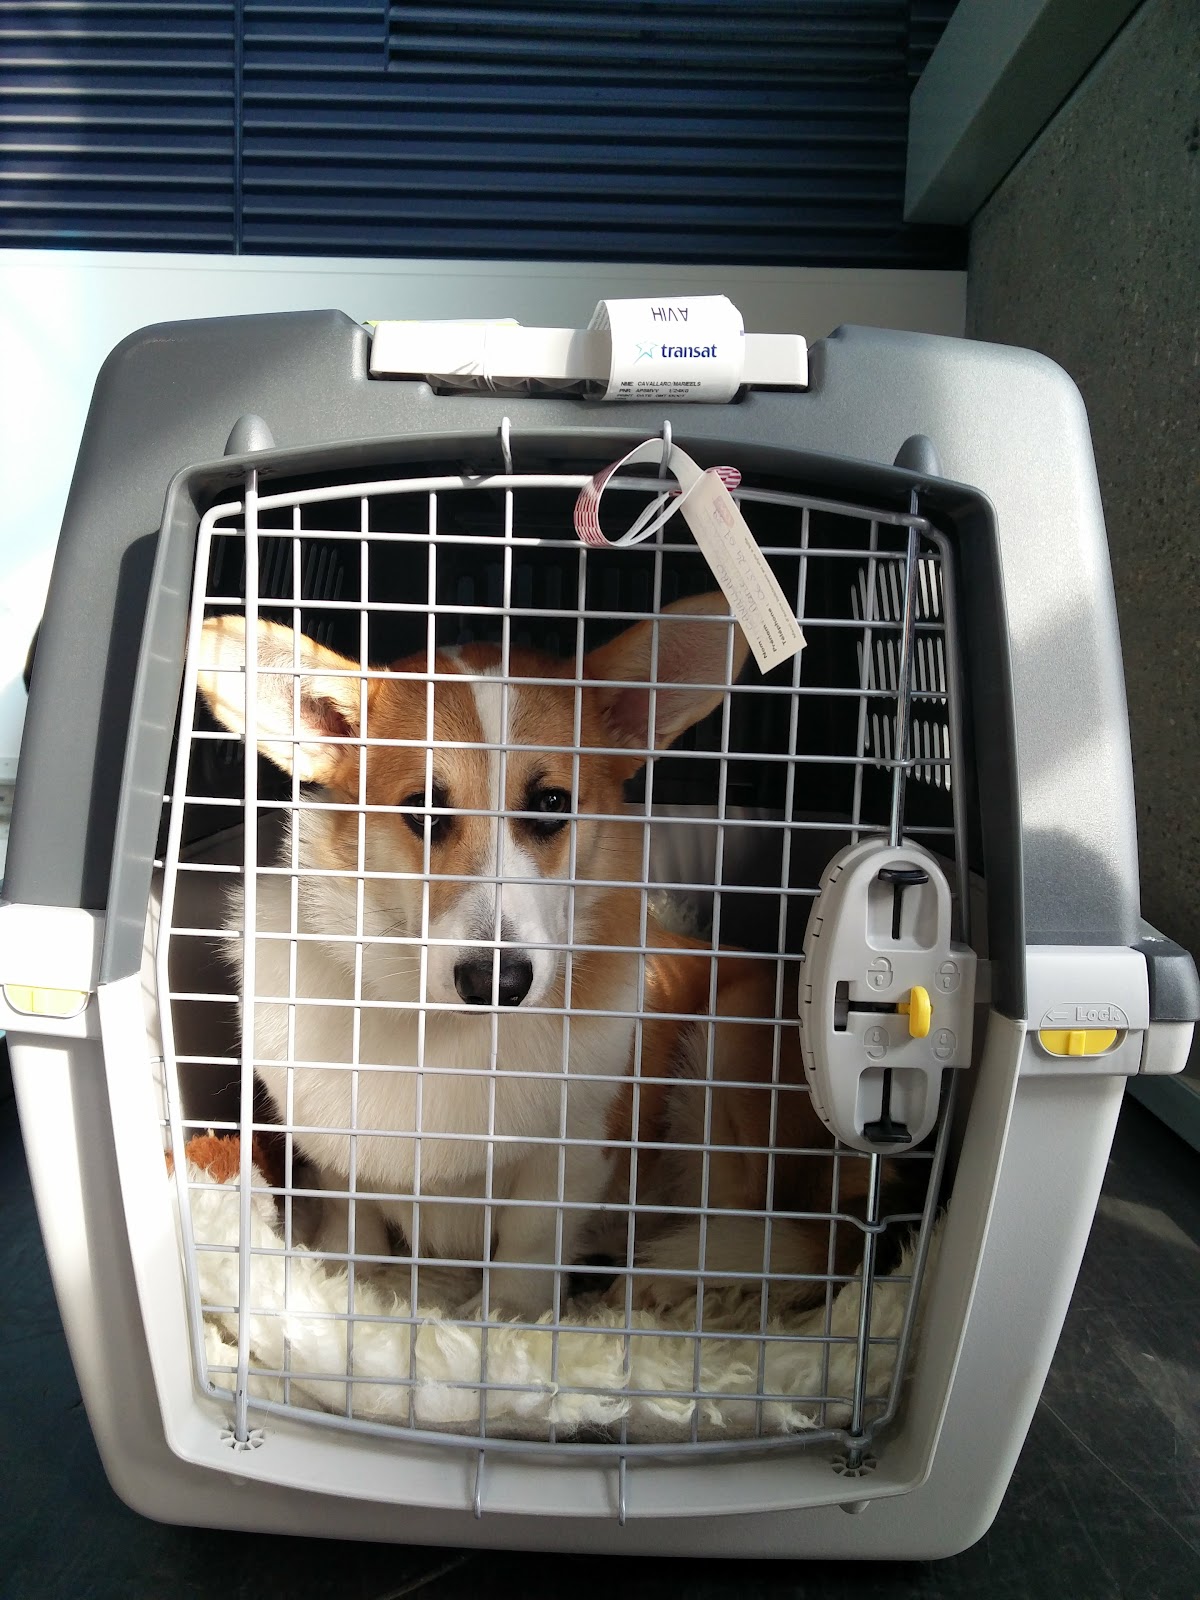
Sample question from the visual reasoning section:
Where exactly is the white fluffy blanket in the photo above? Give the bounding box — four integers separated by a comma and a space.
184, 1151, 933, 1443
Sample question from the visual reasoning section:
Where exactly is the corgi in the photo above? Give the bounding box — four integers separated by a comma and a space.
197, 593, 749, 1318
598, 926, 880, 1313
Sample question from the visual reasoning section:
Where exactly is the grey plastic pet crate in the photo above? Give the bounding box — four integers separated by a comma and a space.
2, 311, 1196, 1558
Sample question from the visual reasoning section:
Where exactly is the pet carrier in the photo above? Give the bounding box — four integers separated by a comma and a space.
3, 306, 1196, 1559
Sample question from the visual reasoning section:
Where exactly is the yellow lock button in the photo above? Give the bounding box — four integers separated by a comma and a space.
1038, 1027, 1118, 1058
898, 984, 932, 1039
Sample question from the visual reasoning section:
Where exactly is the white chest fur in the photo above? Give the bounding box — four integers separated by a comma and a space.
227, 871, 634, 1299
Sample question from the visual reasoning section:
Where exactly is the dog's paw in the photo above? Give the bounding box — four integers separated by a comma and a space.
598, 1269, 698, 1320
476, 1264, 561, 1322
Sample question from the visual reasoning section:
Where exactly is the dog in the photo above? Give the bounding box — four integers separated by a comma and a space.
197, 593, 749, 1317
597, 925, 881, 1315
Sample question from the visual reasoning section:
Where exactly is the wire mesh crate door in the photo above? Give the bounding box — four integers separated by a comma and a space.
157, 455, 963, 1462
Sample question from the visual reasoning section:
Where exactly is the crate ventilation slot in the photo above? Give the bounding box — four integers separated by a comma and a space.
852, 554, 950, 790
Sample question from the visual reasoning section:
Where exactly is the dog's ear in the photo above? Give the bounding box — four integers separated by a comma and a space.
584, 592, 750, 758
197, 616, 373, 787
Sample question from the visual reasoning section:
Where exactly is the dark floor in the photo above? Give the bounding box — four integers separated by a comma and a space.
3, 1065, 1198, 1600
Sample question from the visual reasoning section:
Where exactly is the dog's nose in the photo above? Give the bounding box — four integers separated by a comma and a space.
453, 952, 534, 1007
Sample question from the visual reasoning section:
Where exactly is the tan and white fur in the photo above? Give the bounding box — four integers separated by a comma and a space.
198, 596, 748, 1317
599, 924, 882, 1313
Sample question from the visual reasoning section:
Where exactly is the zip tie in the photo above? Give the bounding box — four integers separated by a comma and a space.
573, 436, 739, 549
573, 434, 804, 674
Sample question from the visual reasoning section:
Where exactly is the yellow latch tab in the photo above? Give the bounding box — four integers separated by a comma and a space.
897, 984, 932, 1039
3, 984, 90, 1019
1038, 1027, 1119, 1058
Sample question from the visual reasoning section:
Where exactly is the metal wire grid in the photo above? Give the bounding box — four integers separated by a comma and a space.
154, 451, 968, 1475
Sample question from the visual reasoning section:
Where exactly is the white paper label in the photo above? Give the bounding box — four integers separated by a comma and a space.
573, 436, 805, 675
589, 296, 745, 402
677, 471, 806, 674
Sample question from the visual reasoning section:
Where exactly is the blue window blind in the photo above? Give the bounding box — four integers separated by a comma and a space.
2, 1, 963, 265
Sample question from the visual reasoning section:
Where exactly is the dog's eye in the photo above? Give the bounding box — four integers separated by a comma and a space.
527, 787, 571, 836
401, 789, 447, 843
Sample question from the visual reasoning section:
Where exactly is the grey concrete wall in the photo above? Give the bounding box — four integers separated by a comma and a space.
968, 0, 1200, 1092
